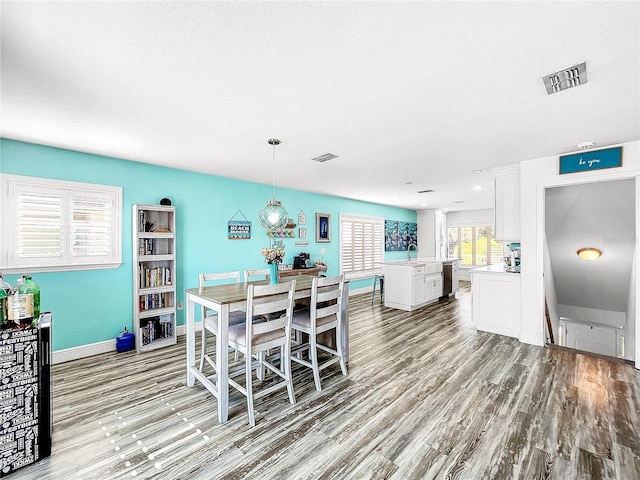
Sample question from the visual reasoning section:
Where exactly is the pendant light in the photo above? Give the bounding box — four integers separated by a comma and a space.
258, 138, 289, 232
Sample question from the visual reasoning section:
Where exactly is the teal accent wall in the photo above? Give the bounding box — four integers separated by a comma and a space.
0, 139, 415, 352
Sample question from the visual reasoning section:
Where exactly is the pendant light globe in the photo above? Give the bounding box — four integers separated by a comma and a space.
259, 139, 289, 231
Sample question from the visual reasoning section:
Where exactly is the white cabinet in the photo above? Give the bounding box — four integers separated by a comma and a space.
412, 270, 426, 305
471, 266, 520, 338
383, 262, 443, 311
492, 164, 520, 241
416, 209, 446, 260
424, 274, 443, 301
132, 204, 177, 352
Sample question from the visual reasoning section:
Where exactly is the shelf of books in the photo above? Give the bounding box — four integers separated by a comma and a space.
132, 204, 177, 352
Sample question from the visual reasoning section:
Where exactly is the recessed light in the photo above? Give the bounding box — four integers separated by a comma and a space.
454, 200, 464, 204
577, 141, 596, 150
417, 189, 434, 194
473, 169, 482, 174
406, 181, 413, 185
472, 185, 483, 191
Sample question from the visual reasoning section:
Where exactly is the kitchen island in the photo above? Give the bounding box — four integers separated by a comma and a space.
471, 264, 521, 338
381, 260, 444, 311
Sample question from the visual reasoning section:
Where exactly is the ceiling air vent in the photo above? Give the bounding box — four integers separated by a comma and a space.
417, 189, 434, 194
543, 62, 587, 94
311, 153, 338, 163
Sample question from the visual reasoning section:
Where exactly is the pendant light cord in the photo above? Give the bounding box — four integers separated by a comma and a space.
268, 138, 280, 201
272, 141, 276, 200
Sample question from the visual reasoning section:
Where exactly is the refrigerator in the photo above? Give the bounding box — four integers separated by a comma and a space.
0, 312, 52, 476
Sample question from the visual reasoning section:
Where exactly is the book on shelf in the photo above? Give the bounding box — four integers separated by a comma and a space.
139, 267, 172, 288
140, 316, 173, 345
139, 292, 172, 311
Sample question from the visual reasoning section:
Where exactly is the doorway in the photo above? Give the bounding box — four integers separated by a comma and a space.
544, 178, 636, 361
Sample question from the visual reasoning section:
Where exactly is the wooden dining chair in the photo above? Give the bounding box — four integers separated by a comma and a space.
291, 274, 347, 391
227, 279, 297, 427
244, 268, 284, 320
243, 268, 271, 283
198, 271, 246, 375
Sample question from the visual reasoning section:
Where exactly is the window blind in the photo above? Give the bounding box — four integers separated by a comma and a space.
340, 213, 384, 280
1, 174, 122, 273
71, 193, 113, 257
17, 190, 63, 258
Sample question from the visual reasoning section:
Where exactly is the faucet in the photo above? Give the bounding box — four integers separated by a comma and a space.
407, 243, 417, 260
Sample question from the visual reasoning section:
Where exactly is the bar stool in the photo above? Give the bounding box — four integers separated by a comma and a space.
371, 274, 384, 305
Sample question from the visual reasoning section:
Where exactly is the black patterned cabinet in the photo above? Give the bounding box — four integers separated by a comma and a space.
0, 316, 52, 477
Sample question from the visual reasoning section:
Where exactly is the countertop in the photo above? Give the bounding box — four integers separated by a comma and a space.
471, 264, 520, 275
381, 257, 460, 266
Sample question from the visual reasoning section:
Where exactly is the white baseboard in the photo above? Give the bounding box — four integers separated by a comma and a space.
53, 340, 116, 364
53, 322, 203, 364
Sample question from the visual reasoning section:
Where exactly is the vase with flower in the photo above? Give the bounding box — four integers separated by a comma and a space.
261, 246, 285, 284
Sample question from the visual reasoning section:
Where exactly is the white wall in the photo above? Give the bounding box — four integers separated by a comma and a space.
556, 304, 626, 326
519, 141, 639, 362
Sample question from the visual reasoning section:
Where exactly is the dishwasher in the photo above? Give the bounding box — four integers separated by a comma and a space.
441, 261, 459, 298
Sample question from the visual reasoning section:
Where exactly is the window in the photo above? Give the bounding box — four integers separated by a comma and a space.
447, 225, 503, 267
1, 174, 122, 273
340, 213, 384, 280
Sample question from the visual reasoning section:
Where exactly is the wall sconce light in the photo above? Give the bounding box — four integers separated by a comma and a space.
577, 248, 601, 261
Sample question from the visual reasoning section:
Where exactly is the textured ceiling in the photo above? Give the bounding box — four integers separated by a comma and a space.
545, 179, 636, 313
1, 1, 639, 211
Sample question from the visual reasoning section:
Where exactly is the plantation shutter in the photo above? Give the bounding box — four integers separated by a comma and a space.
17, 190, 63, 259
1, 174, 122, 272
71, 192, 113, 257
340, 214, 384, 280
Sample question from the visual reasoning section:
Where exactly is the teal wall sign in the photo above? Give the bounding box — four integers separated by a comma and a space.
559, 147, 622, 174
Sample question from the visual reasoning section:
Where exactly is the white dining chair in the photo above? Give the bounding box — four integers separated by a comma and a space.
291, 274, 347, 391
198, 271, 246, 374
244, 268, 284, 321
227, 279, 297, 427
243, 268, 271, 283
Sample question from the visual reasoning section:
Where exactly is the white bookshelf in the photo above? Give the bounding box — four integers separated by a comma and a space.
132, 204, 177, 352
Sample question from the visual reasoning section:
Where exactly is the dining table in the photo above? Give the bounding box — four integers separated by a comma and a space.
185, 274, 349, 423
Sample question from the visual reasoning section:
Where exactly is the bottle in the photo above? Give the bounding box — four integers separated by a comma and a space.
0, 274, 10, 329
7, 277, 34, 328
23, 275, 41, 323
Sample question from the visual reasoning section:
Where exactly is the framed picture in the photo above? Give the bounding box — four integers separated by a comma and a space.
299, 227, 306, 239
316, 213, 331, 243
298, 211, 306, 225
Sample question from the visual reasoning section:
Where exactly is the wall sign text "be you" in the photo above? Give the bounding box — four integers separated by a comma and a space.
559, 147, 622, 175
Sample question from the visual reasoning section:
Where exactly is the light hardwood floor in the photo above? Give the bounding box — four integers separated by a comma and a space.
12, 282, 640, 479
